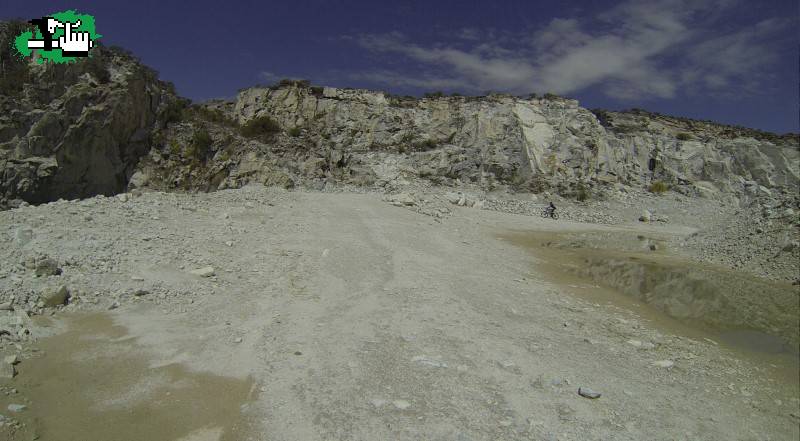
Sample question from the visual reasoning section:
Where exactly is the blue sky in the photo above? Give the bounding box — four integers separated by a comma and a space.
2, 0, 798, 133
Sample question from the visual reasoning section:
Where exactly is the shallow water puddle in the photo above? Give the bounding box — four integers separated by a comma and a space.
7, 313, 256, 441
501, 230, 799, 377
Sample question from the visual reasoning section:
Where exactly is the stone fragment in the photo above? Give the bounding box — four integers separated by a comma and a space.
189, 266, 215, 277
7, 404, 26, 413
578, 387, 601, 399
387, 193, 415, 206
0, 363, 15, 379
370, 398, 388, 408
13, 228, 34, 246
41, 285, 70, 307
411, 355, 447, 368
652, 360, 675, 368
35, 258, 61, 276
392, 400, 411, 410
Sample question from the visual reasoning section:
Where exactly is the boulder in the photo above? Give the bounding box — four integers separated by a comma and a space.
13, 228, 34, 246
41, 285, 70, 307
387, 193, 416, 206
35, 258, 61, 277
189, 266, 215, 277
0, 363, 14, 379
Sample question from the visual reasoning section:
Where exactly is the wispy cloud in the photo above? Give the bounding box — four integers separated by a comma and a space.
259, 71, 282, 84
347, 0, 794, 100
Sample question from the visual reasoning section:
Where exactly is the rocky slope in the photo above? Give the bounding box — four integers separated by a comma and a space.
0, 22, 181, 210
134, 82, 798, 201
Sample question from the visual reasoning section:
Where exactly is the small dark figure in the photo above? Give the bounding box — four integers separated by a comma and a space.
541, 202, 559, 219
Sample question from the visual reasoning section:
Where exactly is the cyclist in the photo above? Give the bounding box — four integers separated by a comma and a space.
547, 201, 557, 217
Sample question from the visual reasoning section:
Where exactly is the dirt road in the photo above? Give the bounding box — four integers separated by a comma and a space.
1, 187, 797, 440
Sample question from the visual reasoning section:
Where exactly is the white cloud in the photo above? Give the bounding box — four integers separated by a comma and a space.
259, 71, 282, 84
348, 0, 793, 101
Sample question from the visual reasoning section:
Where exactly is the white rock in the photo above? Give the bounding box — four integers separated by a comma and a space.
578, 387, 601, 399
7, 404, 26, 412
652, 360, 675, 368
369, 398, 388, 408
392, 400, 411, 410
189, 266, 215, 277
0, 363, 15, 379
41, 285, 69, 307
13, 228, 34, 246
445, 192, 461, 204
411, 355, 447, 368
388, 193, 416, 206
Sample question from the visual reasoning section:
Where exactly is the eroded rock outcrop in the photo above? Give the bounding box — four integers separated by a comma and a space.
220, 84, 798, 199
0, 22, 180, 209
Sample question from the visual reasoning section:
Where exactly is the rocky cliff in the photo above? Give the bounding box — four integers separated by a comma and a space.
0, 22, 180, 209
135, 82, 797, 204
238, 85, 798, 194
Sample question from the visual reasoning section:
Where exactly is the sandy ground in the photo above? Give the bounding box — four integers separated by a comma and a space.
0, 186, 798, 440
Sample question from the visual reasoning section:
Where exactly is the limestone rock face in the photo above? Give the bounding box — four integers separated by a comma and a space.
0, 30, 180, 209
227, 85, 798, 197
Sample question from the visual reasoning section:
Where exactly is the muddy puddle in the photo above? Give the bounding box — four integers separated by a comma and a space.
2, 313, 257, 441
501, 229, 799, 378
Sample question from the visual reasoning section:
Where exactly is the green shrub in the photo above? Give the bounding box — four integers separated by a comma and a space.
218, 149, 231, 162
190, 106, 237, 127
275, 78, 310, 88
543, 93, 560, 100
423, 91, 445, 99
575, 183, 589, 202
161, 100, 187, 125
288, 126, 301, 137
649, 180, 669, 193
84, 53, 110, 83
188, 128, 212, 160
412, 139, 439, 151
676, 132, 692, 141
168, 140, 182, 156
240, 115, 280, 140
